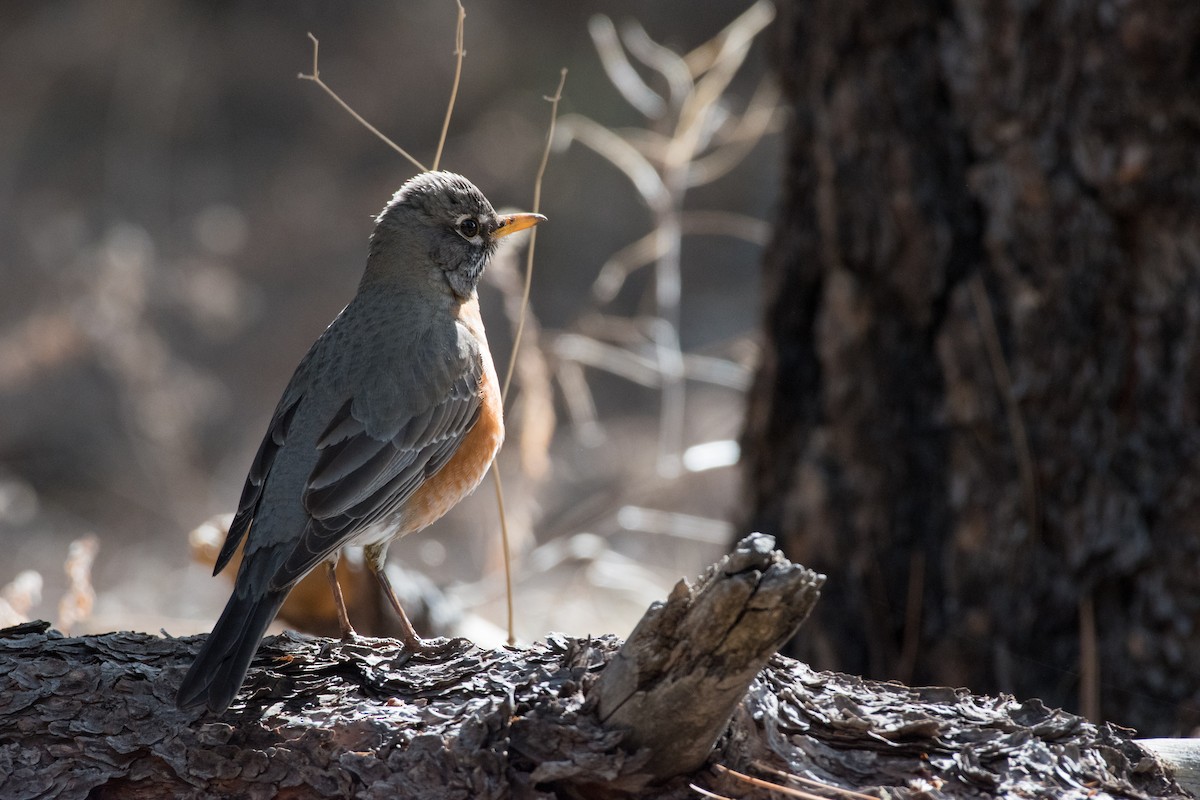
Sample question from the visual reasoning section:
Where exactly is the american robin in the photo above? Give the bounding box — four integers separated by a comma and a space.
176, 171, 544, 713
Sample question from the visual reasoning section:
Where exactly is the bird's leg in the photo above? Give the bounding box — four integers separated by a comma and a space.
324, 556, 357, 640
363, 543, 425, 651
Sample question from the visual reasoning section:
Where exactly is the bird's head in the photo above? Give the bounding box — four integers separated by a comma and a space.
368, 171, 544, 299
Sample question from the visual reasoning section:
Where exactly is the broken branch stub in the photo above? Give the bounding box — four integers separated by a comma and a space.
589, 532, 824, 782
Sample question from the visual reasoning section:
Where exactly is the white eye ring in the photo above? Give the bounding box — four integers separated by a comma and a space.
456, 216, 481, 241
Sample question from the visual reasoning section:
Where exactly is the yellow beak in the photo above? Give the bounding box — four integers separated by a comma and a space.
493, 212, 546, 239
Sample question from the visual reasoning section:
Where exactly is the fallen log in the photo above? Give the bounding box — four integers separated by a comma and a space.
0, 534, 1191, 799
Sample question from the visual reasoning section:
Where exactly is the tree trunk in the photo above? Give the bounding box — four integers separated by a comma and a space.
741, 0, 1200, 736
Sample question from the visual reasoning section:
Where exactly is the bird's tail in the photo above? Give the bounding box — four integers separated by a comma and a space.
175, 586, 289, 713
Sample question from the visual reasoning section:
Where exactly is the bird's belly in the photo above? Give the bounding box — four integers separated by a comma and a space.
356, 367, 503, 545
402, 388, 504, 533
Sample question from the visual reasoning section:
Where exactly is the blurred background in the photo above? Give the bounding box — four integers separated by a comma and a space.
0, 1, 780, 641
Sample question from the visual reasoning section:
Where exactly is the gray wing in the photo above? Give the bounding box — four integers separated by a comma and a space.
266, 355, 484, 590
214, 361, 311, 576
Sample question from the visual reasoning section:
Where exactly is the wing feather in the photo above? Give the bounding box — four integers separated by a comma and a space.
270, 351, 485, 587
214, 394, 302, 575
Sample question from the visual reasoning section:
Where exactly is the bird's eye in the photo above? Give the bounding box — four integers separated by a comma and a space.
458, 218, 480, 238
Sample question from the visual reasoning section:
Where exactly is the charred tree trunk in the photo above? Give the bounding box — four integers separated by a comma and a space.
741, 0, 1200, 735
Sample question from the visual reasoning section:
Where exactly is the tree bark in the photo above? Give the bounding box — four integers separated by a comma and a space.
590, 534, 823, 789
741, 0, 1200, 735
1, 537, 1190, 799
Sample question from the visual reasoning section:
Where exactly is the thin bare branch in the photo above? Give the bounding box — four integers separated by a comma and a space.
557, 114, 669, 212
618, 19, 692, 108
591, 234, 659, 303
553, 333, 661, 388
490, 67, 567, 647
749, 763, 882, 800
576, 312, 654, 345
679, 209, 771, 243
552, 332, 751, 390
651, 311, 685, 477
644, 10, 770, 479
554, 360, 604, 444
298, 33, 427, 172
501, 68, 567, 402
489, 469, 516, 645
669, 2, 775, 172
432, 1, 467, 172
588, 15, 666, 119
616, 128, 675, 165
714, 765, 830, 800
570, 2, 775, 479
680, 352, 752, 389
616, 505, 734, 544
485, 246, 554, 481
670, 29, 757, 170
592, 210, 770, 302
687, 78, 783, 187
683, 0, 776, 77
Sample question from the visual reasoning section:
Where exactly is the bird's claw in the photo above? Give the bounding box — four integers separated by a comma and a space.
401, 635, 470, 658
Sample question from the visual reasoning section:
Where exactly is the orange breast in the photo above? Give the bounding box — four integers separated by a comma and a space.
402, 296, 503, 533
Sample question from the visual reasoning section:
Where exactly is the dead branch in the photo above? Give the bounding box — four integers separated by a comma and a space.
589, 534, 824, 785
0, 535, 1191, 800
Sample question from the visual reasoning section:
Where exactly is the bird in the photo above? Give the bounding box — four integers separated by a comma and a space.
176, 171, 544, 713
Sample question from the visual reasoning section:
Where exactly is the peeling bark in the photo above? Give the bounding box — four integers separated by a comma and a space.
0, 536, 1191, 799
590, 534, 824, 788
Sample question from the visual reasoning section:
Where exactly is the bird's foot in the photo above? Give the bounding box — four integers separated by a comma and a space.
326, 629, 386, 658
339, 626, 365, 643
400, 635, 471, 658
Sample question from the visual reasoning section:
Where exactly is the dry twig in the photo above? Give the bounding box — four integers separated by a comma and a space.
556, 6, 777, 477
490, 67, 567, 645
432, 1, 467, 171
297, 33, 427, 172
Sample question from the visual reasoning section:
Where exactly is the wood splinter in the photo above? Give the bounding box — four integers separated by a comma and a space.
588, 532, 825, 785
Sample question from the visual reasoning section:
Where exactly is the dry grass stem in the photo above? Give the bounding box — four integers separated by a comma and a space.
501, 67, 567, 402
715, 765, 836, 800
297, 33, 427, 172
747, 763, 881, 800
491, 67, 567, 645
432, 1, 467, 172
488, 468, 515, 645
